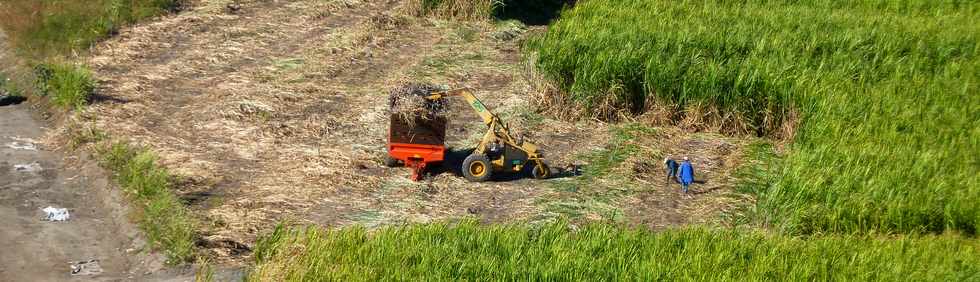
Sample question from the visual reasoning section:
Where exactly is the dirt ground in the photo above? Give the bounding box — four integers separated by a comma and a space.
68, 0, 758, 263
0, 102, 173, 281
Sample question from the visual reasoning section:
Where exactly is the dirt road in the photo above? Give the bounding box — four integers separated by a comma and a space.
0, 102, 148, 280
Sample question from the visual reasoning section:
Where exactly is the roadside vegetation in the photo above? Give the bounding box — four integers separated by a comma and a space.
528, 0, 979, 235
250, 221, 980, 281
32, 63, 94, 110
98, 141, 197, 264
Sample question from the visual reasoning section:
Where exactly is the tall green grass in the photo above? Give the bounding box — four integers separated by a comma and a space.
0, 0, 181, 60
32, 63, 94, 110
249, 221, 980, 281
530, 0, 979, 234
99, 141, 197, 264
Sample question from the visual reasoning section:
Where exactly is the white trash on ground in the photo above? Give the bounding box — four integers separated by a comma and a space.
70, 260, 103, 276
4, 137, 39, 151
4, 141, 37, 151
13, 162, 42, 172
42, 206, 70, 221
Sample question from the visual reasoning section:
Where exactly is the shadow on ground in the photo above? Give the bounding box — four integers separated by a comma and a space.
0, 95, 27, 106
426, 147, 580, 182
494, 0, 576, 25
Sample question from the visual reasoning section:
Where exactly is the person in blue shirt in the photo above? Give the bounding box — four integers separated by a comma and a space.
677, 157, 695, 194
664, 157, 679, 184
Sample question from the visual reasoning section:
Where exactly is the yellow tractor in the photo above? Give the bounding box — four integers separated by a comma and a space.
426, 88, 551, 182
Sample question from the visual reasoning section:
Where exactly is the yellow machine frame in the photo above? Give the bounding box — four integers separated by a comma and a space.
427, 88, 550, 181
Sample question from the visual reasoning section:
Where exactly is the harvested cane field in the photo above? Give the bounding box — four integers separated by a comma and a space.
530, 0, 980, 235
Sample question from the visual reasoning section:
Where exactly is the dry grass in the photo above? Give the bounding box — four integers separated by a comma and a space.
402, 0, 498, 21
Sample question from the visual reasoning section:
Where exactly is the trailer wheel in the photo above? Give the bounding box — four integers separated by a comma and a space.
462, 154, 492, 182
384, 155, 400, 167
531, 162, 551, 179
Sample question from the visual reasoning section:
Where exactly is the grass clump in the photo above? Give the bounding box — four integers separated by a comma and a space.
249, 221, 980, 281
539, 124, 653, 222
404, 0, 499, 21
99, 142, 196, 264
0, 0, 181, 60
32, 63, 94, 110
529, 0, 979, 235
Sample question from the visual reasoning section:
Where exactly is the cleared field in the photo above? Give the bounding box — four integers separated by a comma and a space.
249, 221, 980, 281
530, 0, 979, 234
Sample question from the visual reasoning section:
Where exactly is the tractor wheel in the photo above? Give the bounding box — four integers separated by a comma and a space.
462, 154, 493, 182
384, 155, 400, 167
531, 162, 551, 179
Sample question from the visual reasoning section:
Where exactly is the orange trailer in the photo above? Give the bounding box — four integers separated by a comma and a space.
385, 113, 448, 180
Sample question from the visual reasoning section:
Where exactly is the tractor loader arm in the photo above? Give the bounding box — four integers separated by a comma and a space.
427, 89, 495, 126
428, 89, 516, 151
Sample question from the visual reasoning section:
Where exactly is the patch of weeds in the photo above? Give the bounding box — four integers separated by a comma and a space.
67, 125, 108, 150
540, 123, 654, 222
1, 73, 21, 97
422, 56, 454, 73
491, 19, 527, 41
417, 51, 486, 77
578, 123, 652, 177
195, 257, 215, 282
498, 105, 545, 130
33, 63, 94, 111
540, 194, 625, 224
460, 52, 484, 61
453, 24, 479, 42
273, 58, 304, 71
347, 210, 385, 228
612, 122, 657, 142
98, 141, 197, 264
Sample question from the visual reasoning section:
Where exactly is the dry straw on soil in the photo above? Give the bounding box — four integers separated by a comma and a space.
402, 0, 497, 21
